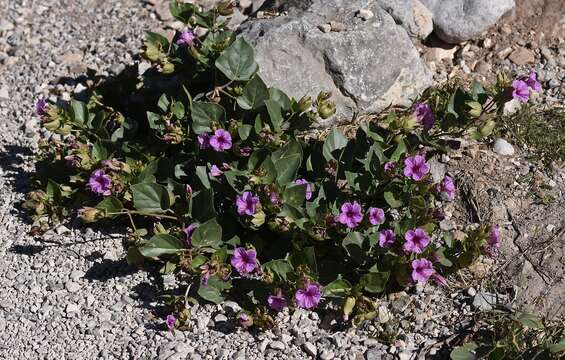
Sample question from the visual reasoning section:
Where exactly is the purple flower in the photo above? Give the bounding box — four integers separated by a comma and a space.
368, 207, 385, 225
230, 247, 257, 275
512, 80, 530, 103
379, 229, 396, 248
197, 133, 210, 149
165, 314, 177, 330
210, 129, 232, 152
35, 99, 48, 117
176, 29, 196, 46
236, 191, 259, 216
88, 169, 112, 196
240, 146, 252, 157
485, 226, 501, 257
295, 282, 322, 309
437, 175, 456, 201
403, 155, 430, 181
412, 103, 435, 130
239, 313, 253, 327
295, 178, 313, 200
411, 259, 435, 283
186, 184, 193, 197
183, 224, 198, 245
337, 202, 363, 229
523, 70, 541, 92
209, 165, 223, 177
403, 228, 431, 254
384, 162, 396, 172
267, 290, 287, 311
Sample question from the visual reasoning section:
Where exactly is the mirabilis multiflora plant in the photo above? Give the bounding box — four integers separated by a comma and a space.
25, 1, 540, 329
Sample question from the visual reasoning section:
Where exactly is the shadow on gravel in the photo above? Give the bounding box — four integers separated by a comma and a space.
9, 244, 46, 256
0, 144, 36, 225
84, 258, 138, 281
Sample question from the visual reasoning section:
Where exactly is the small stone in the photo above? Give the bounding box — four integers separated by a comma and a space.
503, 99, 521, 115
70, 270, 85, 282
74, 83, 88, 94
0, 20, 14, 32
329, 21, 346, 32
493, 138, 515, 156
66, 303, 79, 313
508, 48, 535, 66
546, 224, 556, 232
320, 350, 335, 360
378, 306, 391, 324
482, 37, 492, 49
239, 0, 252, 8
302, 342, 317, 357
65, 281, 81, 293
357, 9, 374, 21
318, 23, 331, 33
497, 47, 513, 60
214, 314, 228, 323
365, 349, 382, 360
467, 287, 477, 297
474, 60, 491, 74
0, 87, 9, 101
269, 340, 285, 351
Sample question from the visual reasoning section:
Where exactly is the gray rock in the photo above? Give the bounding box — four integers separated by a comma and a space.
240, 0, 431, 127
376, 0, 433, 39
303, 342, 317, 356
493, 138, 515, 156
420, 0, 515, 43
269, 340, 285, 350
320, 350, 335, 360
472, 292, 505, 311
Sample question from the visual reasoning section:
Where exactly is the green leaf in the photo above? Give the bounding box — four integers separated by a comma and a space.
262, 259, 294, 282
269, 88, 291, 111
191, 102, 225, 134
290, 246, 317, 274
145, 31, 169, 49
283, 184, 306, 206
191, 218, 222, 248
323, 128, 348, 161
548, 339, 565, 354
191, 188, 216, 221
138, 234, 184, 258
265, 99, 284, 132
70, 99, 87, 126
236, 75, 269, 110
131, 183, 171, 213
238, 124, 253, 141
126, 246, 145, 266
136, 160, 159, 184
512, 312, 544, 330
384, 191, 403, 208
323, 278, 352, 297
361, 271, 389, 293
342, 232, 366, 262
215, 37, 258, 81
169, 1, 197, 23
197, 276, 231, 304
147, 111, 161, 130
195, 166, 211, 189
92, 141, 108, 161
272, 140, 303, 185
171, 101, 185, 119
450, 342, 478, 360
96, 196, 123, 217
390, 139, 407, 162
46, 179, 62, 200
157, 93, 170, 112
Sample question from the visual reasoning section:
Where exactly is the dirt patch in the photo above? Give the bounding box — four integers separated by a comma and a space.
445, 139, 565, 320
502, 0, 565, 40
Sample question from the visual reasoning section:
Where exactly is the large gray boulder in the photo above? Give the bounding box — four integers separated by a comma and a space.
240, 0, 432, 126
420, 0, 515, 43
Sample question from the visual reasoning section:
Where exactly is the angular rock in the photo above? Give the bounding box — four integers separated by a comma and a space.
420, 0, 515, 43
376, 0, 433, 39
508, 47, 535, 65
493, 138, 515, 156
240, 0, 431, 127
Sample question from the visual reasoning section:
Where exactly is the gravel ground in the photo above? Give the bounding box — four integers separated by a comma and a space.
0, 1, 561, 360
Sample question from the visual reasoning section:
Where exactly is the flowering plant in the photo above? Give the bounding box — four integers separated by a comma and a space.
24, 1, 533, 329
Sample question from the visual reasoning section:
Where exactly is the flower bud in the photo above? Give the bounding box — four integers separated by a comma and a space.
343, 296, 356, 321
78, 207, 105, 223
497, 72, 511, 88
297, 96, 312, 113
217, 1, 234, 15
479, 120, 496, 137
400, 116, 418, 132
317, 91, 331, 102
161, 62, 175, 74
465, 101, 482, 118
317, 101, 336, 119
